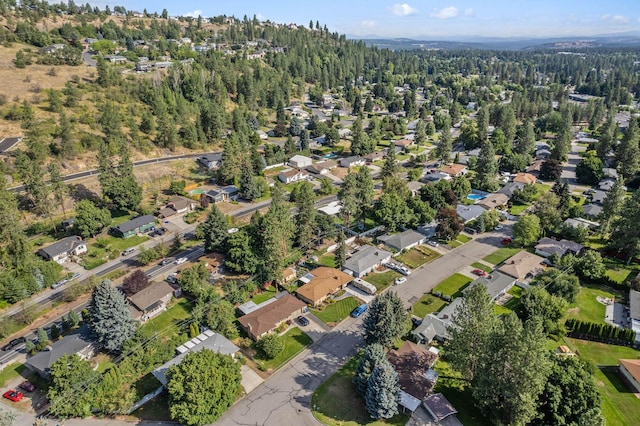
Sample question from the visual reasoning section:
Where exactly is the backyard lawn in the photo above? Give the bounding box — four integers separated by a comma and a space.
140, 298, 193, 337
494, 286, 524, 316
251, 285, 278, 305
364, 270, 401, 292
432, 273, 473, 298
255, 327, 312, 372
565, 285, 619, 325
509, 203, 529, 216
482, 247, 520, 266
318, 253, 336, 268
396, 246, 441, 269
433, 360, 490, 426
312, 297, 361, 326
312, 357, 409, 426
412, 294, 448, 318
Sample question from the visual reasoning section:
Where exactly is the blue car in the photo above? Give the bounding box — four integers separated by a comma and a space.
350, 304, 368, 318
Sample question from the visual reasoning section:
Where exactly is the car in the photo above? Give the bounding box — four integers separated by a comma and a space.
122, 248, 135, 256
51, 279, 68, 289
502, 237, 513, 245
427, 240, 439, 247
175, 257, 188, 265
160, 258, 172, 266
296, 316, 310, 326
399, 266, 411, 276
394, 277, 407, 285
166, 273, 178, 284
1, 337, 26, 352
19, 381, 35, 392
71, 272, 81, 280
350, 304, 368, 318
494, 225, 504, 231
3, 390, 24, 402
472, 269, 488, 277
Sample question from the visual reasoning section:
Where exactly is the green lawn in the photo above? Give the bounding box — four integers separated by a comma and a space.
447, 240, 462, 248
433, 360, 490, 426
312, 357, 409, 426
482, 247, 521, 265
470, 262, 493, 273
364, 270, 401, 292
318, 253, 336, 268
0, 362, 26, 387
140, 298, 193, 338
433, 273, 473, 298
457, 234, 472, 243
565, 285, 618, 325
605, 267, 633, 284
412, 294, 448, 318
251, 285, 278, 305
396, 246, 441, 269
585, 235, 608, 250
494, 286, 524, 315
509, 203, 529, 215
312, 297, 361, 325
256, 327, 312, 372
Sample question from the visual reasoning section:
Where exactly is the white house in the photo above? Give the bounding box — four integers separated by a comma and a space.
37, 236, 88, 264
339, 156, 366, 168
342, 245, 392, 278
288, 155, 313, 169
278, 169, 309, 184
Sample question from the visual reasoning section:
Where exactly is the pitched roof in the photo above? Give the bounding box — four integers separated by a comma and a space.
296, 267, 353, 302
26, 325, 94, 373
456, 204, 485, 223
378, 230, 425, 251
113, 215, 156, 234
497, 251, 545, 281
630, 290, 640, 321
497, 181, 526, 198
38, 236, 86, 259
128, 282, 175, 312
289, 154, 312, 164
465, 271, 515, 301
582, 203, 603, 217
279, 168, 307, 179
343, 245, 393, 275
387, 341, 439, 401
0, 137, 22, 153
535, 237, 584, 257
527, 160, 544, 173
237, 294, 306, 337
620, 359, 640, 382
440, 163, 466, 177
168, 196, 195, 211
394, 139, 413, 147
307, 160, 337, 173
476, 193, 510, 210
513, 173, 537, 184
423, 393, 458, 422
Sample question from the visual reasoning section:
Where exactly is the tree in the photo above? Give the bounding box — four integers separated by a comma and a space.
178, 262, 211, 297
122, 269, 150, 296
599, 176, 626, 235
381, 144, 398, 179
353, 343, 387, 396
514, 120, 536, 156
576, 151, 603, 185
533, 192, 562, 235
168, 180, 186, 195
473, 140, 499, 192
67, 309, 80, 328
73, 199, 111, 238
294, 181, 316, 248
48, 354, 99, 418
512, 214, 541, 247
519, 286, 568, 335
325, 127, 340, 147
363, 292, 408, 348
338, 171, 358, 229
205, 300, 238, 339
574, 250, 606, 280
535, 269, 580, 304
88, 279, 136, 353
435, 127, 452, 163
365, 362, 400, 420
257, 334, 284, 359
335, 230, 347, 268
435, 208, 464, 241
355, 166, 374, 227
415, 120, 427, 146
225, 230, 257, 274
166, 350, 241, 426
375, 192, 414, 232
611, 190, 640, 262
539, 159, 562, 181
616, 117, 639, 180
35, 327, 49, 352
202, 204, 228, 253
48, 162, 68, 219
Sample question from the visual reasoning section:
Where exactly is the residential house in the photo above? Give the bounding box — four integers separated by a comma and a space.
318, 201, 341, 216
599, 178, 617, 191
202, 186, 239, 203
534, 237, 584, 258
278, 168, 309, 184
338, 128, 352, 138
152, 330, 239, 386
456, 204, 485, 224
582, 203, 603, 218
25, 325, 97, 378
421, 171, 451, 183
103, 55, 127, 63
377, 230, 425, 252
37, 236, 87, 264
288, 155, 313, 169
387, 341, 439, 413
196, 153, 223, 169
564, 217, 600, 230
412, 298, 463, 343
589, 189, 608, 205
465, 271, 516, 302
497, 251, 545, 282
422, 393, 458, 423
295, 267, 354, 306
602, 168, 618, 179
406, 181, 424, 197
238, 293, 306, 340
364, 151, 385, 163
111, 215, 156, 238
61, 217, 75, 231
416, 221, 438, 239
307, 160, 337, 175
476, 193, 510, 210
41, 43, 66, 54
527, 159, 545, 174
158, 196, 198, 218
128, 282, 176, 322
630, 289, 640, 344
440, 164, 467, 178
339, 156, 366, 168
619, 359, 640, 392
513, 173, 537, 185
394, 139, 413, 151
342, 245, 393, 278
497, 181, 526, 199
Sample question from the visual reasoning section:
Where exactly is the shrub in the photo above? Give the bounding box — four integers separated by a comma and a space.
258, 334, 284, 359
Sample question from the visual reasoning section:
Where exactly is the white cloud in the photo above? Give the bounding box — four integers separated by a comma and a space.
361, 20, 377, 29
390, 3, 417, 16
183, 9, 203, 18
256, 13, 266, 21
464, 8, 474, 17
601, 14, 630, 24
431, 6, 460, 19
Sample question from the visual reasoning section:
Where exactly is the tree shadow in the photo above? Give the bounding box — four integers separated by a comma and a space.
68, 183, 100, 203
600, 366, 635, 393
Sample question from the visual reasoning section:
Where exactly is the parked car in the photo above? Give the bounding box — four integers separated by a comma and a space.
166, 273, 178, 284
494, 225, 504, 231
175, 257, 188, 265
1, 337, 25, 352
121, 248, 135, 256
427, 240, 439, 247
19, 381, 35, 392
394, 277, 407, 285
71, 272, 81, 280
472, 269, 488, 277
350, 304, 368, 318
296, 316, 310, 326
160, 258, 172, 266
398, 266, 411, 276
51, 279, 68, 289
3, 390, 24, 402
502, 237, 512, 245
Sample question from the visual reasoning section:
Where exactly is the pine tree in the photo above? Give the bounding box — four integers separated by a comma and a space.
363, 292, 408, 348
473, 140, 499, 192
88, 279, 136, 353
365, 362, 400, 419
353, 343, 386, 396
381, 144, 398, 179
335, 230, 347, 268
295, 181, 316, 249
435, 127, 453, 163
202, 204, 228, 253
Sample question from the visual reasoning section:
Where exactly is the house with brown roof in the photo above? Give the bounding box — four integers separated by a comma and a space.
307, 160, 337, 175
513, 172, 537, 185
440, 164, 467, 177
476, 193, 510, 210
422, 393, 458, 422
158, 195, 198, 218
278, 168, 309, 184
295, 267, 353, 306
497, 251, 545, 282
619, 359, 640, 392
394, 139, 413, 150
387, 341, 439, 413
128, 282, 176, 322
238, 293, 306, 340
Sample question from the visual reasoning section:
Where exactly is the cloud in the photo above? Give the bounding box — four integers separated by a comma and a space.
464, 8, 474, 17
255, 13, 266, 21
361, 20, 377, 29
390, 3, 417, 16
431, 6, 459, 19
602, 14, 630, 24
183, 9, 203, 18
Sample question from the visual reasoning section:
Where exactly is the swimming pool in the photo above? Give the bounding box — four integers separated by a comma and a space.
467, 194, 485, 201
323, 153, 339, 159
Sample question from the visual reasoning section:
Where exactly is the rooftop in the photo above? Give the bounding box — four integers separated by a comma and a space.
440, 163, 466, 177
513, 173, 537, 185
535, 237, 583, 257
620, 358, 640, 383
465, 271, 516, 301
296, 267, 353, 302
387, 341, 439, 401
343, 245, 393, 275
377, 229, 425, 251
630, 289, 640, 321
26, 325, 94, 373
423, 393, 458, 422
113, 215, 156, 234
237, 294, 306, 337
497, 251, 545, 281
38, 236, 85, 258
128, 282, 175, 312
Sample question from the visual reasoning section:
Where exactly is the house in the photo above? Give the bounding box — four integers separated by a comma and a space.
128, 282, 176, 322
422, 393, 458, 423
339, 156, 366, 168
497, 251, 545, 282
343, 245, 393, 278
394, 139, 413, 150
421, 171, 451, 183
619, 359, 640, 393
152, 330, 239, 386
534, 237, 584, 258
465, 271, 516, 302
202, 185, 239, 203
103, 55, 127, 63
25, 325, 97, 379
318, 201, 342, 216
527, 159, 545, 174
197, 153, 223, 169
288, 155, 313, 169
307, 160, 337, 175
37, 236, 87, 264
387, 341, 439, 413
416, 221, 438, 239
602, 168, 618, 179
440, 164, 467, 178
364, 151, 385, 163
498, 181, 526, 199
476, 193, 510, 210
564, 217, 600, 230
111, 215, 156, 238
412, 298, 463, 343
238, 293, 306, 340
599, 178, 617, 191
582, 203, 603, 218
630, 289, 640, 344
296, 267, 354, 306
377, 230, 425, 252
406, 181, 424, 197
456, 204, 485, 224
158, 196, 198, 218
513, 173, 537, 185
278, 168, 309, 184
0, 137, 23, 153
61, 217, 75, 231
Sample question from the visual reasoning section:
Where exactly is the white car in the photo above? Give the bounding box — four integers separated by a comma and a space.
427, 240, 439, 247
494, 225, 504, 231
394, 277, 407, 285
175, 257, 188, 265
399, 267, 411, 276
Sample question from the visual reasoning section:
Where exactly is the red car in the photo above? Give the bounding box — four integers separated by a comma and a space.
19, 381, 36, 392
502, 237, 512, 245
3, 390, 24, 402
472, 269, 488, 277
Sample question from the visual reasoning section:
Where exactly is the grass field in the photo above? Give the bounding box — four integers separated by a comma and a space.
433, 273, 473, 298
364, 270, 401, 292
396, 246, 441, 269
140, 298, 193, 337
433, 360, 490, 426
312, 297, 361, 325
412, 294, 448, 318
312, 357, 409, 426
318, 253, 336, 268
447, 240, 462, 248
509, 204, 529, 215
470, 262, 493, 273
251, 285, 278, 305
565, 285, 618, 325
494, 286, 524, 315
457, 234, 472, 243
0, 362, 26, 387
483, 247, 521, 265
255, 327, 312, 372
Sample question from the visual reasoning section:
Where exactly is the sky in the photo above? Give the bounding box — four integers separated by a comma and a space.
107, 1, 640, 39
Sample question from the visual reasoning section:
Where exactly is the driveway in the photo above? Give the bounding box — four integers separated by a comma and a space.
299, 313, 331, 342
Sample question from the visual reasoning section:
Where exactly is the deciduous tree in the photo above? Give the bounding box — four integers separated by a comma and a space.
74, 199, 111, 238
512, 214, 541, 247
48, 354, 99, 418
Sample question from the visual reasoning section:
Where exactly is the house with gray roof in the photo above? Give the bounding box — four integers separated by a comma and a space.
464, 271, 516, 302
630, 290, 640, 344
497, 181, 525, 198
582, 203, 603, 218
37, 236, 87, 264
342, 245, 392, 278
534, 237, 584, 258
202, 186, 239, 203
0, 137, 22, 153
339, 156, 366, 168
111, 215, 156, 238
196, 152, 223, 169
377, 230, 425, 252
564, 217, 600, 230
456, 204, 485, 223
412, 298, 463, 344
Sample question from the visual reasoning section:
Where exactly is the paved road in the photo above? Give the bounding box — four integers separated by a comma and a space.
215, 233, 503, 426
82, 50, 97, 67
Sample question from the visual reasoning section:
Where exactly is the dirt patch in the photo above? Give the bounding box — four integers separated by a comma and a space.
330, 167, 349, 180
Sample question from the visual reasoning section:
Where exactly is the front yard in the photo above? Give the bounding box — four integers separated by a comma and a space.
396, 246, 441, 269
432, 273, 473, 298
363, 270, 401, 292
81, 234, 150, 270
482, 247, 521, 266
412, 294, 448, 318
312, 297, 361, 326
140, 298, 193, 338
255, 327, 312, 372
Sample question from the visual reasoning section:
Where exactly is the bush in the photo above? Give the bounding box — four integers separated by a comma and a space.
258, 334, 284, 359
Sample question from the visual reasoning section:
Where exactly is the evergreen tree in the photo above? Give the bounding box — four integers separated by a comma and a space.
355, 166, 374, 227
363, 292, 408, 348
365, 363, 400, 420
473, 140, 499, 192
338, 171, 358, 229
335, 230, 347, 268
294, 181, 316, 249
616, 117, 639, 180
435, 127, 452, 163
88, 279, 136, 353
611, 189, 640, 262
599, 176, 626, 235
353, 343, 386, 396
202, 204, 228, 253
381, 144, 398, 179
